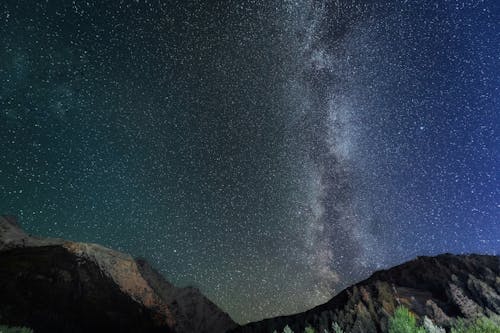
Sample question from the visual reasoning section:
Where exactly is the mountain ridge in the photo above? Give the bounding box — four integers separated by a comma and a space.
1, 215, 498, 333
0, 215, 236, 333
231, 253, 500, 333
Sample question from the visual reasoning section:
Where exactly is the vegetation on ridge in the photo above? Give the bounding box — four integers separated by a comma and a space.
271, 306, 500, 333
0, 325, 33, 333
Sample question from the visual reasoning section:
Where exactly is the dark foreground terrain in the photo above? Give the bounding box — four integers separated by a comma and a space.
232, 253, 500, 333
0, 215, 236, 333
0, 215, 498, 333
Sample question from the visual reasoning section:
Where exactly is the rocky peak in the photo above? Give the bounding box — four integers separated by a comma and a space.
0, 215, 236, 333
0, 215, 65, 250
2, 215, 498, 333
137, 259, 237, 333
231, 254, 500, 333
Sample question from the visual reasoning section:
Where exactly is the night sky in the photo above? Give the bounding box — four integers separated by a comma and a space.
1, 0, 499, 324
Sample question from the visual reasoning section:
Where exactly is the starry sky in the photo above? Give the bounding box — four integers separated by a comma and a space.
1, 0, 499, 324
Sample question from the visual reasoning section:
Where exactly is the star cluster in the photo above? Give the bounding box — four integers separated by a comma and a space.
1, 0, 498, 324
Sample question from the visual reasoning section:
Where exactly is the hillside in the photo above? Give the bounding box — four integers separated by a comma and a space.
0, 215, 236, 333
231, 254, 500, 333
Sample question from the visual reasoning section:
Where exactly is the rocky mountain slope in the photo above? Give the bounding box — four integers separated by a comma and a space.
1, 215, 498, 333
0, 215, 236, 333
231, 253, 500, 333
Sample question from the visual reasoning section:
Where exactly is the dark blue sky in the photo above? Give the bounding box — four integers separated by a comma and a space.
0, 0, 499, 324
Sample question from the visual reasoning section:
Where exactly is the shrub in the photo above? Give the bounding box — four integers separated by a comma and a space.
451, 316, 500, 333
0, 325, 33, 333
389, 306, 425, 333
272, 308, 500, 333
331, 321, 344, 333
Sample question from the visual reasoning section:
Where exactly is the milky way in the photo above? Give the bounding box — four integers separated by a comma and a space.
1, 0, 499, 324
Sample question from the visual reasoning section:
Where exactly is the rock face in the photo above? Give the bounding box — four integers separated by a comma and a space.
0, 215, 237, 333
231, 254, 500, 333
1, 215, 498, 333
137, 259, 237, 333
